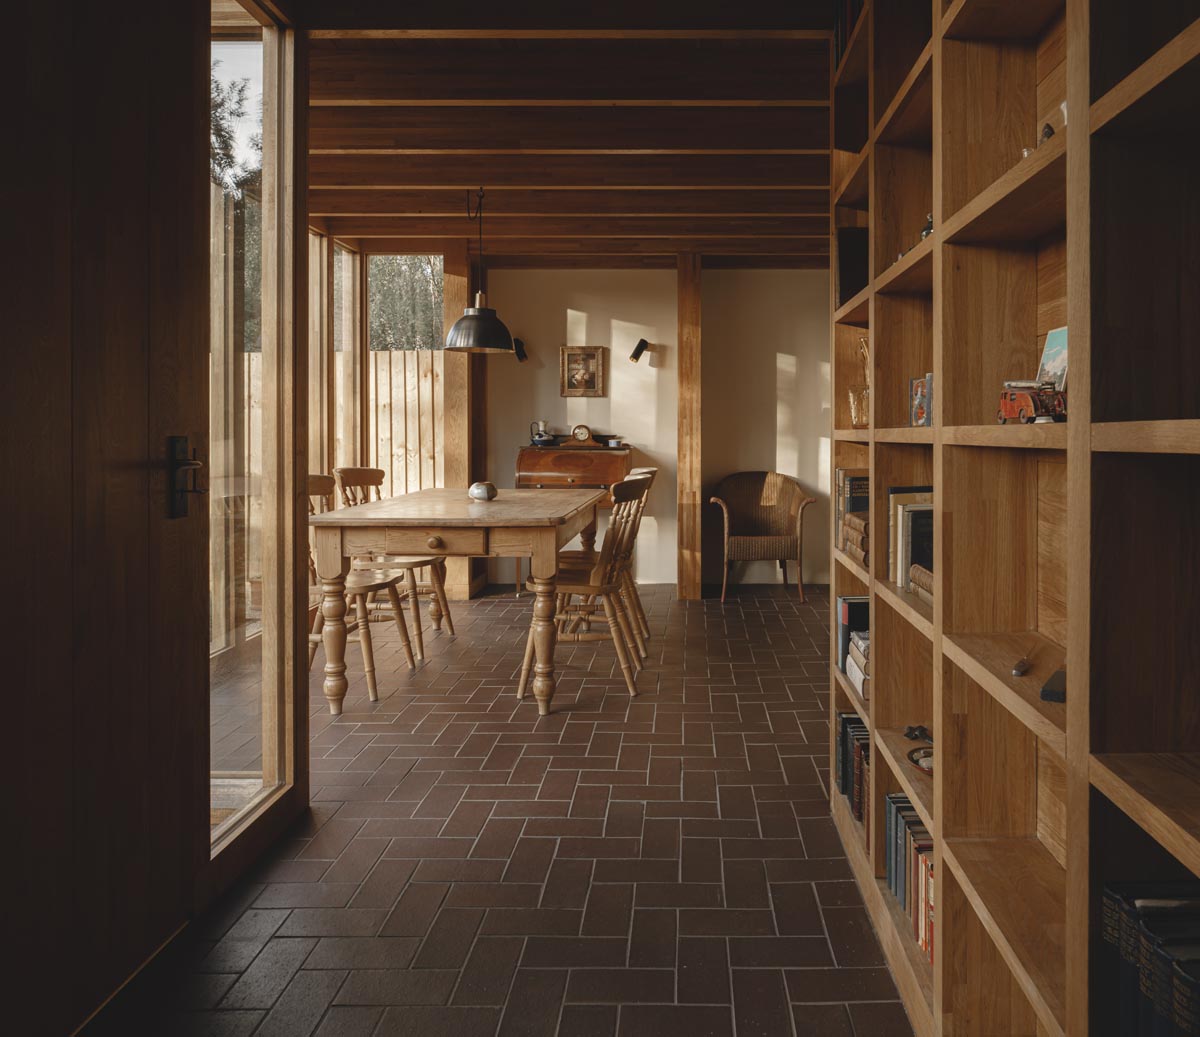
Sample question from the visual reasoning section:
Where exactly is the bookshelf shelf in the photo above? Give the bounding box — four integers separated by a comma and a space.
834, 665, 870, 727
873, 426, 934, 446
833, 283, 871, 327
876, 727, 934, 828
873, 235, 933, 295
875, 579, 933, 640
1089, 0, 1200, 105
831, 778, 869, 861
833, 548, 871, 587
943, 631, 1066, 759
875, 42, 933, 145
1090, 753, 1200, 879
942, 423, 1068, 450
833, 4, 870, 90
941, 0, 1063, 42
834, 145, 870, 209
833, 428, 870, 444
943, 837, 1067, 1037
1090, 20, 1200, 134
1090, 419, 1200, 454
942, 132, 1066, 246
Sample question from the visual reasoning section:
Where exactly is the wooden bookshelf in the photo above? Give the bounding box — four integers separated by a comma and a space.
828, 4, 1200, 1032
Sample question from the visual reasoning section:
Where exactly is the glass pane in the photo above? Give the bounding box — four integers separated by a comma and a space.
333, 245, 362, 470
307, 232, 328, 476
209, 24, 279, 840
368, 254, 444, 351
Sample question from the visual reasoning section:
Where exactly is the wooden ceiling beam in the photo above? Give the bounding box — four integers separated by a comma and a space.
322, 215, 828, 238
354, 237, 828, 256
484, 254, 830, 270
298, 1, 834, 32
309, 39, 828, 103
309, 105, 829, 151
308, 187, 829, 217
310, 153, 829, 189
310, 29, 833, 40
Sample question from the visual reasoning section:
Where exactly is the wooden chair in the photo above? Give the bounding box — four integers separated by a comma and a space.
307, 475, 415, 700
558, 466, 657, 655
333, 467, 456, 659
517, 474, 653, 700
709, 471, 817, 604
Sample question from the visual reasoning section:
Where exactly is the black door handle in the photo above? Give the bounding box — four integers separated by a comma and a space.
168, 435, 207, 518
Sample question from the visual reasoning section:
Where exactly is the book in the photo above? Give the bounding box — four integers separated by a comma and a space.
844, 511, 869, 535
909, 563, 934, 593
845, 652, 867, 696
887, 486, 932, 584
841, 527, 870, 552
843, 541, 869, 567
835, 469, 869, 530
913, 585, 934, 607
836, 596, 869, 673
896, 505, 934, 586
848, 641, 870, 677
850, 630, 870, 655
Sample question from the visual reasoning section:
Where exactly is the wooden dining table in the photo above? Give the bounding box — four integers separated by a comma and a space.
309, 486, 607, 717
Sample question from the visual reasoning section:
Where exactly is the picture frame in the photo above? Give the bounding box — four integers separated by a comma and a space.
1036, 326, 1068, 391
909, 372, 933, 427
559, 345, 607, 398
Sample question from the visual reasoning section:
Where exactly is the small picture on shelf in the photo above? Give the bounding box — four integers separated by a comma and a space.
1036, 326, 1068, 391
909, 373, 933, 427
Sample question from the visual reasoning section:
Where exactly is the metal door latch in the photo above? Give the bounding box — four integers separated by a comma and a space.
168, 435, 207, 518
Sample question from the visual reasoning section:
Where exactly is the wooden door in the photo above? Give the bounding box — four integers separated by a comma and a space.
8, 2, 306, 1034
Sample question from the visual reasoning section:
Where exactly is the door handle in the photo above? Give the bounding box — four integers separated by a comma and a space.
168, 435, 207, 519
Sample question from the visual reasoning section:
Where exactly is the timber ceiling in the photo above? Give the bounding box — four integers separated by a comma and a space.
302, 2, 833, 268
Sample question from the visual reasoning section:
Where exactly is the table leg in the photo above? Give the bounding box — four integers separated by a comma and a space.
315, 527, 350, 716
529, 530, 559, 716
580, 517, 598, 554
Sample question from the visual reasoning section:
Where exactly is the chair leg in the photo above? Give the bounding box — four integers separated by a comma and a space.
626, 571, 650, 640
385, 582, 417, 669
355, 595, 379, 702
603, 594, 638, 697
404, 568, 425, 661
614, 592, 644, 669
517, 617, 536, 699
796, 552, 806, 604
430, 560, 455, 636
780, 558, 788, 586
308, 607, 324, 668
619, 582, 648, 660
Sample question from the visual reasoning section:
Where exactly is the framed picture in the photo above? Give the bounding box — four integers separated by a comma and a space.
909, 372, 933, 427
1036, 326, 1068, 391
560, 345, 607, 398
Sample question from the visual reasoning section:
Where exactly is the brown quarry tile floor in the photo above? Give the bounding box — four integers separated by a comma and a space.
88, 584, 912, 1037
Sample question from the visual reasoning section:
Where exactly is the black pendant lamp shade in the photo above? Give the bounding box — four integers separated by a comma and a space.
446, 188, 514, 354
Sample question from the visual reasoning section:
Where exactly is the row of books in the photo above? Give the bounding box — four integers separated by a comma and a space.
1101, 881, 1200, 1035
846, 629, 870, 701
836, 593, 869, 687
835, 467, 870, 568
885, 794, 934, 966
887, 484, 932, 589
909, 564, 933, 607
835, 712, 870, 832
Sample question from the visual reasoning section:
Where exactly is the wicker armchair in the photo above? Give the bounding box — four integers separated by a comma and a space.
709, 471, 817, 603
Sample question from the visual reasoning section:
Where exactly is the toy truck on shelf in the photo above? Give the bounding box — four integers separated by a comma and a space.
996, 380, 1067, 424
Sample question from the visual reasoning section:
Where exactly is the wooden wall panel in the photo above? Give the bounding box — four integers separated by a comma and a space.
677, 253, 703, 599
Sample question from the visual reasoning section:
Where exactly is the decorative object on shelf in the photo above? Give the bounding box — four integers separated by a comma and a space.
1041, 667, 1066, 703
920, 213, 934, 240
909, 372, 933, 427
907, 746, 933, 775
560, 345, 606, 398
848, 335, 870, 429
605, 437, 622, 448
1012, 656, 1032, 677
571, 423, 592, 443
445, 188, 515, 354
467, 480, 498, 501
1037, 326, 1068, 391
529, 419, 554, 446
1022, 115, 1061, 158
997, 380, 1067, 424
904, 724, 932, 743
629, 338, 650, 363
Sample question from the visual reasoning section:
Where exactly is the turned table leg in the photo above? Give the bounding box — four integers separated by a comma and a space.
315, 527, 350, 715
580, 518, 598, 554
528, 529, 561, 717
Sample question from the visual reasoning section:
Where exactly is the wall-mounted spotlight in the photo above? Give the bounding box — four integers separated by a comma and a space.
629, 338, 650, 363
513, 338, 528, 363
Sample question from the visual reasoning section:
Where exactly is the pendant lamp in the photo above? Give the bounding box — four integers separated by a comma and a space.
445, 187, 514, 354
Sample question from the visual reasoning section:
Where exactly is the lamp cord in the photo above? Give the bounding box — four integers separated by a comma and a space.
467, 187, 486, 297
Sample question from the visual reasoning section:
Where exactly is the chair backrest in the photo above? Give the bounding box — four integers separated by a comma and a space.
334, 467, 386, 507
593, 474, 652, 585
713, 471, 807, 537
306, 474, 337, 583
624, 466, 658, 536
